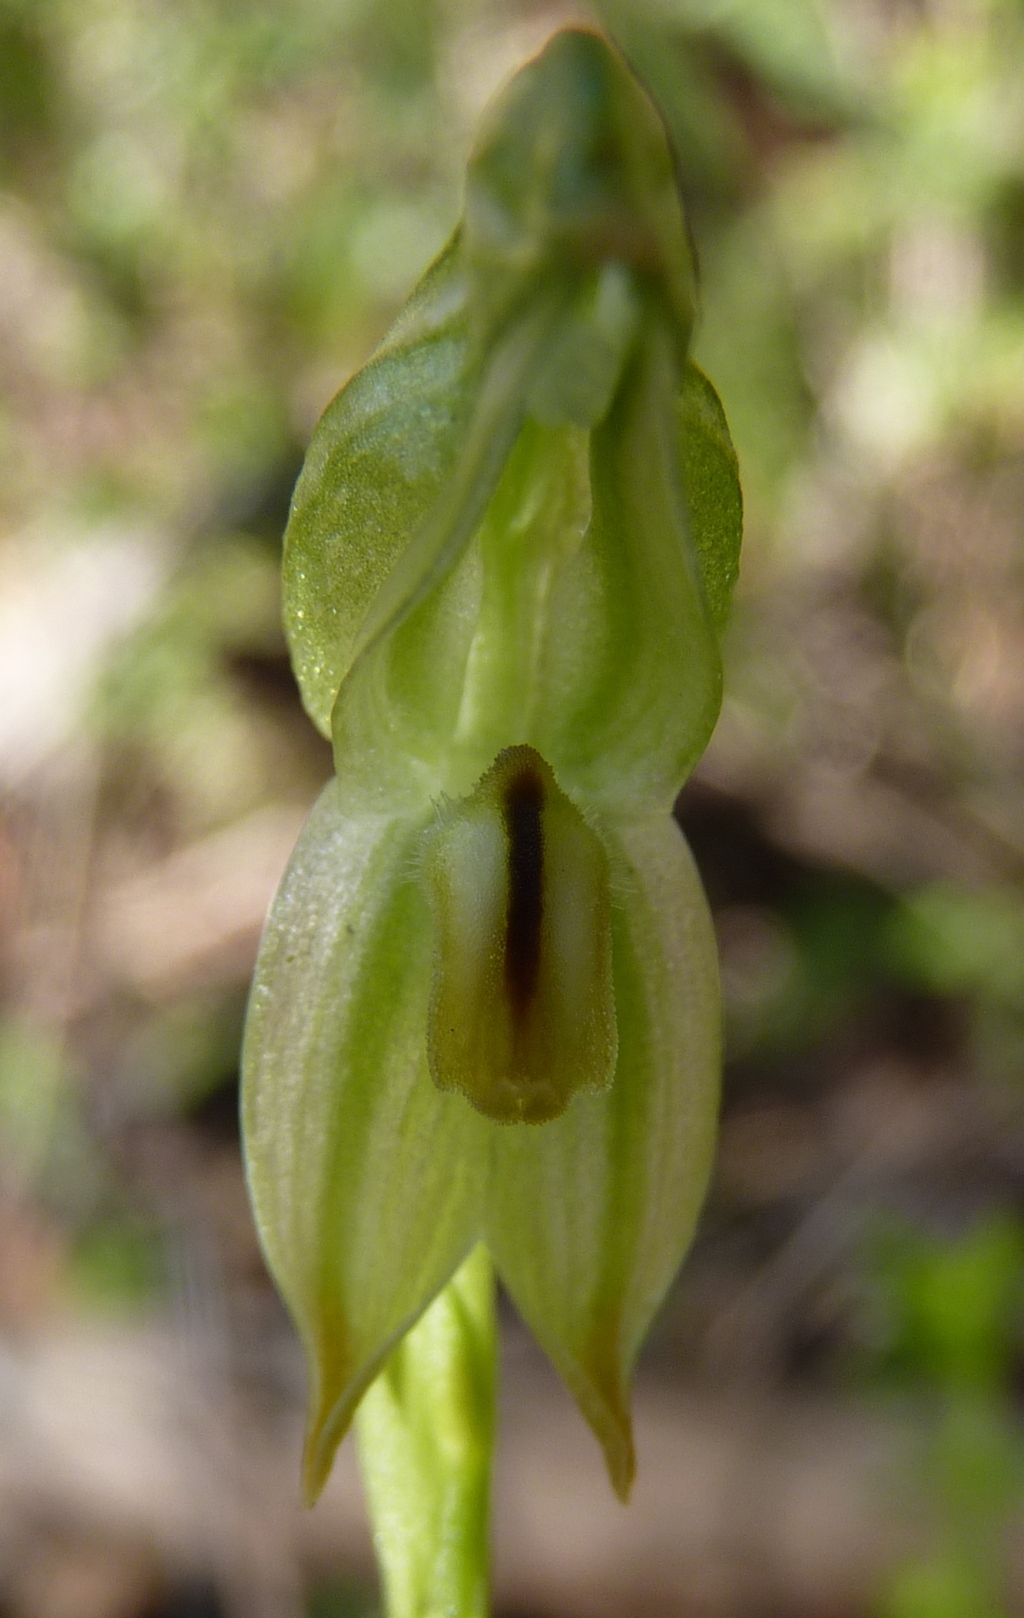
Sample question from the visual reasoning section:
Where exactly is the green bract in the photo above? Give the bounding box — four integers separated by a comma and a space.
243, 27, 741, 1509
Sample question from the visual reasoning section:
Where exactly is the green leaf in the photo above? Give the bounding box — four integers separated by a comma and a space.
485, 815, 721, 1497
356, 1247, 495, 1618
241, 780, 489, 1502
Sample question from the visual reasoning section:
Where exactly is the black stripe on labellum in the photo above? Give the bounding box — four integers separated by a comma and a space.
502, 757, 545, 1017
424, 743, 617, 1123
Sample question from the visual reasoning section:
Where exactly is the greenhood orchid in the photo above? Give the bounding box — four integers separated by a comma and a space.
242, 24, 741, 1519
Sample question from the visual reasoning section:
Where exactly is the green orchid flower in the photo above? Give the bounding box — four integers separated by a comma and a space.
242, 22, 741, 1557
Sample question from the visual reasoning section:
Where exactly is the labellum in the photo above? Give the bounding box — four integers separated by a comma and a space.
425, 744, 615, 1124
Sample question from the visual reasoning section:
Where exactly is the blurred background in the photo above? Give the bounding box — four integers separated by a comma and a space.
1, 0, 1024, 1613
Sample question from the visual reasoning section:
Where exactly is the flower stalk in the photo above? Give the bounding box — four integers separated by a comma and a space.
356, 1247, 495, 1618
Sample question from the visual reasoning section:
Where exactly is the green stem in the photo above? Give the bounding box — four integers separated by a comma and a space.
355, 1246, 496, 1618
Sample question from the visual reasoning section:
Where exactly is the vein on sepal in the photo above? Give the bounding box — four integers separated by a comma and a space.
241, 779, 489, 1503
485, 814, 721, 1496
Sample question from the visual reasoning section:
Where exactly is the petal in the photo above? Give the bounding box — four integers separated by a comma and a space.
282, 238, 476, 737
338, 291, 560, 683
485, 815, 720, 1498
526, 262, 640, 431
328, 420, 592, 814
423, 746, 616, 1123
532, 320, 724, 814
241, 780, 489, 1502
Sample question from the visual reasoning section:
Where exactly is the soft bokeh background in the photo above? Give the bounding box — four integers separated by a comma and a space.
2, 0, 1024, 1614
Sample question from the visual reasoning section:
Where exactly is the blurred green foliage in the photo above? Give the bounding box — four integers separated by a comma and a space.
866, 1216, 1023, 1397
307, 1579, 379, 1618
865, 1218, 1024, 1618
889, 885, 1024, 1016
0, 1016, 68, 1186
70, 1213, 167, 1312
